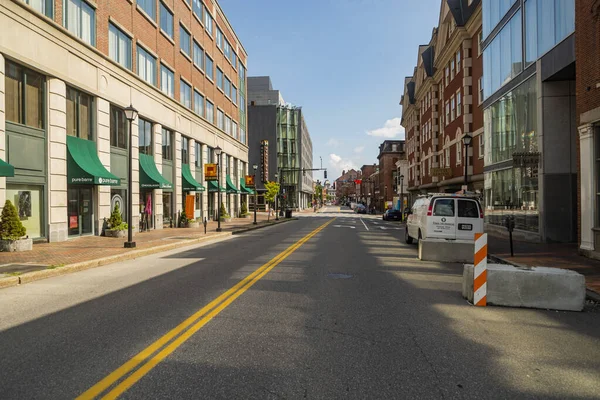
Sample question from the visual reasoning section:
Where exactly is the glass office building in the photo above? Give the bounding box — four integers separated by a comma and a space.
481, 0, 576, 242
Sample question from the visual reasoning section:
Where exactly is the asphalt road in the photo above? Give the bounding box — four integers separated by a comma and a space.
0, 207, 599, 399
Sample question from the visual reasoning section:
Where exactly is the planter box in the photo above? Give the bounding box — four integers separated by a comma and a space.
0, 238, 33, 252
220, 218, 232, 223
105, 230, 126, 238
188, 221, 201, 229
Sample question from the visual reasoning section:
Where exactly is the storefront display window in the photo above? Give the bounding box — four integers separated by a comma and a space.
6, 185, 44, 239
163, 193, 173, 228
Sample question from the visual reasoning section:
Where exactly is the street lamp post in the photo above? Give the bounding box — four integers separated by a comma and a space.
400, 174, 404, 221
463, 134, 473, 192
275, 172, 279, 221
123, 104, 138, 249
253, 164, 258, 225
215, 146, 222, 232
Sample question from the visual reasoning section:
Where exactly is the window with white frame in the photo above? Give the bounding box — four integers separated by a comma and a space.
160, 2, 173, 38
180, 24, 191, 56
450, 59, 455, 79
456, 131, 462, 165
478, 77, 484, 104
231, 85, 237, 105
194, 90, 204, 117
160, 64, 174, 97
64, 0, 95, 46
206, 100, 214, 123
224, 76, 231, 98
445, 137, 450, 167
109, 23, 132, 70
457, 49, 461, 71
217, 109, 224, 130
204, 7, 213, 36
216, 68, 223, 90
137, 46, 156, 86
445, 101, 450, 124
138, 0, 156, 20
180, 79, 191, 109
232, 121, 238, 140
193, 41, 204, 70
457, 91, 462, 116
445, 66, 450, 86
205, 54, 213, 80
225, 116, 231, 135
451, 96, 456, 121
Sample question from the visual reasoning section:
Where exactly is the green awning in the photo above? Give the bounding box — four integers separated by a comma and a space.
0, 158, 14, 177
225, 175, 240, 194
67, 136, 120, 185
239, 177, 255, 195
140, 154, 173, 189
207, 180, 226, 192
182, 163, 205, 192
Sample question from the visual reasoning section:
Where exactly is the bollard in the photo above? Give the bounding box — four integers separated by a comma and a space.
474, 233, 488, 307
504, 215, 515, 256
203, 217, 207, 234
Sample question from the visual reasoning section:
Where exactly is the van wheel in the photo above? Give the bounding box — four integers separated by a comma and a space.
405, 226, 413, 244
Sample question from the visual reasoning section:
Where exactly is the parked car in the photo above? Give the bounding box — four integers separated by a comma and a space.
382, 209, 403, 221
405, 193, 483, 244
355, 204, 367, 214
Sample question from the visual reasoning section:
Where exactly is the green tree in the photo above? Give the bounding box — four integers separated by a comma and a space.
108, 203, 128, 230
240, 201, 248, 217
220, 202, 230, 221
264, 181, 280, 221
0, 200, 26, 240
315, 184, 323, 206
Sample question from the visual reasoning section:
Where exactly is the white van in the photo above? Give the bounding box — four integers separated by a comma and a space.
405, 193, 483, 244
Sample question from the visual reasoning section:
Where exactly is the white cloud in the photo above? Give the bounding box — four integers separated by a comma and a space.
329, 153, 359, 179
326, 138, 340, 147
330, 153, 342, 163
354, 146, 365, 154
366, 118, 405, 138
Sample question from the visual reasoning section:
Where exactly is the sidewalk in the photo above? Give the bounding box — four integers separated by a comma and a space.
487, 234, 600, 295
0, 213, 287, 279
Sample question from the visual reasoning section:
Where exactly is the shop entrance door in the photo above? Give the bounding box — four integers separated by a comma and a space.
68, 187, 94, 236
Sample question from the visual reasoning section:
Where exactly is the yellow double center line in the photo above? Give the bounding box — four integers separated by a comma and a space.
78, 218, 335, 400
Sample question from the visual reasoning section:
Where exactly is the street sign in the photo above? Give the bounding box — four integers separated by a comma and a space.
205, 164, 217, 181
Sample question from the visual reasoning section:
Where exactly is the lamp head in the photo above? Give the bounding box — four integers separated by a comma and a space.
214, 146, 222, 156
124, 104, 138, 122
463, 134, 473, 146
253, 164, 258, 171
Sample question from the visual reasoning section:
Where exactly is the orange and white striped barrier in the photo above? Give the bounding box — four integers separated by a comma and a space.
473, 233, 488, 306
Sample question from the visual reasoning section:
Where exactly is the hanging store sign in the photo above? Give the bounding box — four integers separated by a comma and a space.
245, 175, 255, 188
261, 140, 269, 183
512, 152, 541, 168
205, 163, 217, 181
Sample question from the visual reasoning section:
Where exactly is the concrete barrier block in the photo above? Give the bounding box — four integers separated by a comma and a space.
419, 239, 474, 263
463, 264, 586, 312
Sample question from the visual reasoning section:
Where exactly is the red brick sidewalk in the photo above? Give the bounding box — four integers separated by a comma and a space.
488, 234, 600, 295
0, 214, 276, 275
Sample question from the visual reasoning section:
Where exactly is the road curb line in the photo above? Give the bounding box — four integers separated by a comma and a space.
0, 232, 233, 289
489, 253, 600, 301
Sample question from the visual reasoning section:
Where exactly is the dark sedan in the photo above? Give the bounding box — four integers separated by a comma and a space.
382, 209, 403, 221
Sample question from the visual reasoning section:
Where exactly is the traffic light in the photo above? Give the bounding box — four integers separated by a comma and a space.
324, 170, 327, 179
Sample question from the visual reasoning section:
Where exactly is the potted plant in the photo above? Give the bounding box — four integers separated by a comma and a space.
105, 203, 128, 238
188, 217, 201, 229
178, 212, 189, 228
0, 200, 31, 252
240, 201, 249, 218
220, 202, 232, 223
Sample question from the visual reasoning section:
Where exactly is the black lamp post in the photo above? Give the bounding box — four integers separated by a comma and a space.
463, 133, 473, 192
400, 174, 404, 221
275, 172, 279, 221
215, 146, 222, 232
123, 104, 138, 249
253, 164, 258, 224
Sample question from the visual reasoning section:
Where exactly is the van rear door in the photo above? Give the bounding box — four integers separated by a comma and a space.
455, 199, 483, 240
427, 198, 456, 239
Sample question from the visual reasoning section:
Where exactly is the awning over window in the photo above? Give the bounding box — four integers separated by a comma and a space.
67, 136, 120, 185
239, 177, 255, 195
0, 158, 14, 177
182, 163, 205, 192
139, 154, 173, 189
225, 175, 240, 194
207, 180, 226, 192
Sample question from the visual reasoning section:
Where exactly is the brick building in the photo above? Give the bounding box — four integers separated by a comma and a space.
577, 0, 600, 257
335, 169, 359, 203
358, 164, 377, 204
376, 140, 405, 211
0, 0, 248, 241
401, 0, 484, 203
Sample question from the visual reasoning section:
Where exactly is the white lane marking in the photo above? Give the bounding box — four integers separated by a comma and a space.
379, 226, 402, 230
333, 225, 356, 229
360, 218, 369, 231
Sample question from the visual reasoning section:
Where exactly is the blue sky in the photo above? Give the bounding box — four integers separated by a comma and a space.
220, 0, 441, 180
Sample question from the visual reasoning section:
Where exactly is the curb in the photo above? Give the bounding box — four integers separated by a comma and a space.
231, 217, 298, 235
489, 253, 600, 301
0, 232, 232, 290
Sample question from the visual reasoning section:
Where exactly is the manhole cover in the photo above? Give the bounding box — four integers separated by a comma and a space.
327, 273, 353, 279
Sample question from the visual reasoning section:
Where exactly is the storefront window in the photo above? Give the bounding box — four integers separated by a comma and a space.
66, 86, 93, 140
484, 77, 537, 165
181, 136, 188, 164
163, 193, 173, 227
484, 168, 539, 232
6, 185, 44, 239
111, 189, 127, 222
162, 128, 172, 160
138, 117, 152, 155
5, 60, 45, 129
110, 105, 128, 149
